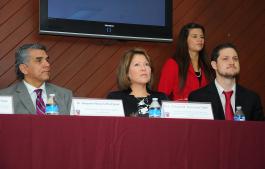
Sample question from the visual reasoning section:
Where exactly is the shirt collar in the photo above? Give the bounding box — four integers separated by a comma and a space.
23, 80, 46, 95
215, 79, 236, 96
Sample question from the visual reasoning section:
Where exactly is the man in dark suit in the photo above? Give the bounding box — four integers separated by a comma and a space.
0, 43, 72, 115
188, 43, 264, 121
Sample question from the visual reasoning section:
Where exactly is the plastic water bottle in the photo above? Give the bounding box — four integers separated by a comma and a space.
45, 94, 59, 115
234, 106, 245, 121
148, 98, 161, 118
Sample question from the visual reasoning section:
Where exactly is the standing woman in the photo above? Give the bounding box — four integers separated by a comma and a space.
107, 48, 168, 117
158, 22, 213, 100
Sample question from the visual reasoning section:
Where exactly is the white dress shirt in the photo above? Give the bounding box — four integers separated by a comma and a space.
215, 79, 236, 114
23, 80, 47, 109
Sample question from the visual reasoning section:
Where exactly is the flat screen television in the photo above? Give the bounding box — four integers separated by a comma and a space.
39, 0, 173, 42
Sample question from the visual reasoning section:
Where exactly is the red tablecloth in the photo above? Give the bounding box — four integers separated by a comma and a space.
0, 114, 264, 169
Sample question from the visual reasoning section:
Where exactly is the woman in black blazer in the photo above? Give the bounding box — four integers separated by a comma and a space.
107, 48, 168, 117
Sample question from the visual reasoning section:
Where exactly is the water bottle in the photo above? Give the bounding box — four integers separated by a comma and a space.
234, 106, 245, 121
45, 94, 59, 115
148, 98, 161, 118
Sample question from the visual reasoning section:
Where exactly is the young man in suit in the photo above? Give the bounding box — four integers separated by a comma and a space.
188, 43, 264, 121
0, 43, 72, 115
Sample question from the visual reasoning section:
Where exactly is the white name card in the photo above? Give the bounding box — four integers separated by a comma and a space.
71, 98, 125, 117
0, 96, 14, 114
162, 101, 213, 120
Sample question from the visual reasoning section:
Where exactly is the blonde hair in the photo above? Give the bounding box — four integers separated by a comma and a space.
117, 48, 153, 90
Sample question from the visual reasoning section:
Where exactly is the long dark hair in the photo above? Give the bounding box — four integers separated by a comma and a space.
173, 22, 213, 90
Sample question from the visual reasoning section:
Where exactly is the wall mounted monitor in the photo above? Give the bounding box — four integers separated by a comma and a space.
39, 0, 173, 42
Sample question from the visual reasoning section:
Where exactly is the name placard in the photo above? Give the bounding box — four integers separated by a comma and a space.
71, 98, 125, 117
162, 101, 213, 120
0, 96, 14, 114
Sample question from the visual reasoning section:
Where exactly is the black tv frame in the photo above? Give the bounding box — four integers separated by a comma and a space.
39, 0, 173, 42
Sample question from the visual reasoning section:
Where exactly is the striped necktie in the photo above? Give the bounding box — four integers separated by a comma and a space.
35, 89, 46, 115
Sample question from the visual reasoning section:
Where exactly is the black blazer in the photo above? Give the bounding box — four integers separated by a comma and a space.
188, 82, 264, 121
107, 89, 168, 117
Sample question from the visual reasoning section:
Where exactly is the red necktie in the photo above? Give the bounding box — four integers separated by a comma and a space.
223, 91, 234, 120
35, 89, 46, 115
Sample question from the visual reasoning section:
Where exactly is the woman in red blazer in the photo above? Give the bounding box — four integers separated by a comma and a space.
158, 23, 213, 100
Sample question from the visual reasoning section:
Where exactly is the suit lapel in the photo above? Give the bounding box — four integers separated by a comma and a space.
16, 82, 35, 114
46, 83, 58, 103
207, 82, 225, 120
46, 83, 54, 97
235, 84, 243, 109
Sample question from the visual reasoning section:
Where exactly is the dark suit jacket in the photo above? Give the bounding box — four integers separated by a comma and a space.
107, 89, 168, 117
0, 82, 72, 115
188, 82, 264, 121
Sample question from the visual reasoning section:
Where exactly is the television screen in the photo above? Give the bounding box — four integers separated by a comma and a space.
40, 0, 172, 42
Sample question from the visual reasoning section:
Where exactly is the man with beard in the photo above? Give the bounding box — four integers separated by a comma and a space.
188, 43, 264, 121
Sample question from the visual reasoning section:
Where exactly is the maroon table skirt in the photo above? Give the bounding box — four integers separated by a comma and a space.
0, 114, 264, 169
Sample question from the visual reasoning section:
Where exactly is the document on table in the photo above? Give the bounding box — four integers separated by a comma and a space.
71, 98, 125, 117
0, 96, 14, 114
162, 101, 213, 120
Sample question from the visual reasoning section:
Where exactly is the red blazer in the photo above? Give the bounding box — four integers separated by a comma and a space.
158, 58, 208, 101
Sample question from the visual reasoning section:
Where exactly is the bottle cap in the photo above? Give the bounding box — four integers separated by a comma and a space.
236, 106, 242, 110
